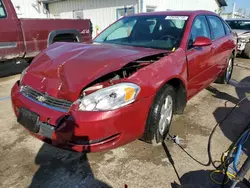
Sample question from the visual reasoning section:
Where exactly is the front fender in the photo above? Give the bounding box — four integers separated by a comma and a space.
128, 48, 188, 98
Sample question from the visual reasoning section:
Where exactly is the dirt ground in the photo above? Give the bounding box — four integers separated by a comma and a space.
0, 58, 250, 188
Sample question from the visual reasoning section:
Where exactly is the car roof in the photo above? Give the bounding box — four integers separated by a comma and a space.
131, 10, 218, 17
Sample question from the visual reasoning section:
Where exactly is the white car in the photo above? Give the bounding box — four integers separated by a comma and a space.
226, 19, 250, 58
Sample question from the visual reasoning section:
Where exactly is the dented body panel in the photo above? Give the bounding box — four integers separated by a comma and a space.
127, 48, 188, 98
11, 10, 236, 152
23, 42, 166, 101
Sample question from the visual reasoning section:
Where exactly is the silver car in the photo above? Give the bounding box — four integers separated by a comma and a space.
226, 19, 250, 58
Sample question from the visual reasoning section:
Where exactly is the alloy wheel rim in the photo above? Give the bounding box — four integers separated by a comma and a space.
159, 95, 173, 136
226, 58, 233, 82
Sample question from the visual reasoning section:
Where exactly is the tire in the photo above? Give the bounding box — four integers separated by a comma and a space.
243, 42, 250, 59
142, 84, 176, 145
216, 55, 234, 84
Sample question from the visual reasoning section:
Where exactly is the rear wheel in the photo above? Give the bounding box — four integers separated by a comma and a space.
216, 55, 234, 84
142, 84, 175, 145
243, 42, 250, 59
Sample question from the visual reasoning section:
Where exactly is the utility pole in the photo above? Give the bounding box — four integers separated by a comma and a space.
232, 3, 236, 18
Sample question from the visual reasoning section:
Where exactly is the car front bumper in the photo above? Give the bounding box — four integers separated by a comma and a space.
11, 81, 154, 152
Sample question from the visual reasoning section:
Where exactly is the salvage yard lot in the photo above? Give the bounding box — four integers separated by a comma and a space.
0, 58, 250, 188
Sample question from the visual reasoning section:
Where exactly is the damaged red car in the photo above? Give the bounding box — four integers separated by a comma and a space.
11, 10, 236, 152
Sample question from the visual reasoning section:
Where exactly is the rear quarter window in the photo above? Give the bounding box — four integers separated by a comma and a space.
223, 21, 231, 35
207, 16, 226, 40
0, 0, 6, 18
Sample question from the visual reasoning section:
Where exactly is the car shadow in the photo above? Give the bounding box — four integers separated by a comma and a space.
29, 115, 111, 188
162, 141, 227, 187
208, 77, 250, 154
29, 143, 111, 188
0, 60, 29, 78
166, 77, 250, 188
162, 141, 221, 187
170, 169, 249, 188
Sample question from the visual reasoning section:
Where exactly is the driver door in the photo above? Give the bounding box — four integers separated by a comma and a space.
186, 15, 214, 99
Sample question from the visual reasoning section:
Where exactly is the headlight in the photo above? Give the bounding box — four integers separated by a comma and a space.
20, 67, 28, 83
78, 83, 140, 111
238, 38, 249, 43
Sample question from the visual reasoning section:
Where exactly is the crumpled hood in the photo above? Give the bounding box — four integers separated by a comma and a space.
23, 42, 166, 101
234, 29, 250, 37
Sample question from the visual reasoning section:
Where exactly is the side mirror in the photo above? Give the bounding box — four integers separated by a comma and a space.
193, 36, 212, 47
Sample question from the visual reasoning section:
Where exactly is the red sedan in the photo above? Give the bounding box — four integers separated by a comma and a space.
11, 10, 236, 152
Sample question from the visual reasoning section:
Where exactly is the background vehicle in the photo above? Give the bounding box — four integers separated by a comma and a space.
11, 11, 237, 152
226, 19, 250, 58
0, 0, 92, 63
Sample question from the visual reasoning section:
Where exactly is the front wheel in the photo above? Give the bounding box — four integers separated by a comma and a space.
216, 55, 234, 84
243, 42, 250, 59
142, 84, 175, 145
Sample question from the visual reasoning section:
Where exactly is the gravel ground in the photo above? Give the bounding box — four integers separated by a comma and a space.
0, 58, 250, 188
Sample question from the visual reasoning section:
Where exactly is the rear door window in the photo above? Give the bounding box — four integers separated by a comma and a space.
207, 16, 225, 40
0, 0, 7, 18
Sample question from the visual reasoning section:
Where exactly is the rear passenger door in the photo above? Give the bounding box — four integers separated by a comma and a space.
207, 16, 228, 75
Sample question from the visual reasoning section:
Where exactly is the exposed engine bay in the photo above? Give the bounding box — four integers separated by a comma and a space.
82, 53, 167, 96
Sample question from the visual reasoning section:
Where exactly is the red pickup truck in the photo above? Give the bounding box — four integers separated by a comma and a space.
0, 0, 92, 63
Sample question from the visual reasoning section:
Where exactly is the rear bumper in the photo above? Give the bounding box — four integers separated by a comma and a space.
11, 81, 154, 152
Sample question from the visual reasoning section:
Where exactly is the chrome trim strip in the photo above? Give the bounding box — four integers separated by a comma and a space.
0, 42, 17, 49
21, 93, 68, 113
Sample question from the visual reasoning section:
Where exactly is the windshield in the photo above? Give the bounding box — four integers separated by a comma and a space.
226, 20, 250, 30
94, 15, 188, 50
